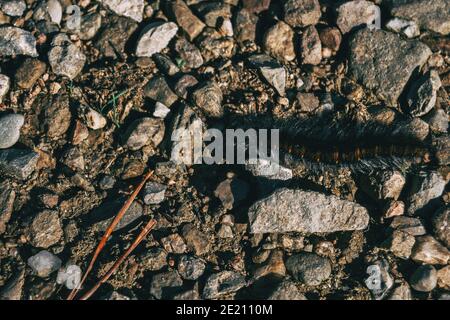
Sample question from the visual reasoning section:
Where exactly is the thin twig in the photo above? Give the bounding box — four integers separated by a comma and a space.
79, 219, 157, 300
67, 171, 154, 300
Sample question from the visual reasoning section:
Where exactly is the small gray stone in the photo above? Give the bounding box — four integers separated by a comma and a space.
268, 280, 307, 300
411, 235, 450, 265
432, 135, 450, 166
136, 22, 178, 57
0, 74, 10, 103
0, 26, 37, 57
150, 271, 183, 299
174, 37, 204, 69
245, 158, 293, 181
102, 0, 144, 22
248, 188, 369, 234
33, 0, 62, 24
410, 265, 437, 292
0, 114, 24, 149
0, 148, 39, 180
432, 207, 450, 248
202, 271, 246, 299
1, 0, 26, 17
78, 12, 102, 41
283, 0, 321, 28
142, 181, 166, 205
286, 253, 331, 286
234, 9, 258, 44
192, 81, 223, 118
161, 233, 187, 254
336, 0, 379, 34
386, 18, 420, 38
406, 70, 441, 117
247, 54, 286, 96
177, 255, 206, 280
424, 109, 448, 133
79, 105, 107, 130
93, 199, 143, 232
153, 53, 180, 76
174, 74, 198, 99
144, 76, 178, 107
407, 171, 446, 215
56, 265, 82, 290
300, 25, 322, 65
48, 34, 86, 80
348, 28, 431, 106
123, 117, 165, 151
29, 210, 63, 248
27, 250, 62, 277
182, 224, 210, 256
98, 175, 115, 190
389, 0, 450, 35
365, 259, 394, 300
153, 102, 171, 119
389, 216, 426, 236
61, 147, 85, 172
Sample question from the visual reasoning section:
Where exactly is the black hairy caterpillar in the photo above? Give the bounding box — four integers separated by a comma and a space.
226, 110, 433, 173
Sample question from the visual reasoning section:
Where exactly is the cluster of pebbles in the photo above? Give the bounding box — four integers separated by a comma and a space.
0, 0, 449, 300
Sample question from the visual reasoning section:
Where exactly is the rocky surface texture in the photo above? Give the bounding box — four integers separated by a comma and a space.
0, 0, 448, 301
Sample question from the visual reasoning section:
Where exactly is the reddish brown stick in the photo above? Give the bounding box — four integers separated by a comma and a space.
67, 170, 154, 300
79, 219, 157, 300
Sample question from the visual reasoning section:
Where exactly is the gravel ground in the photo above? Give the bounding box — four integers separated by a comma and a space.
0, 0, 449, 300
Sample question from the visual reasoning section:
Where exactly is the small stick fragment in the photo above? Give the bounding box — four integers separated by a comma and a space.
67, 170, 154, 300
79, 219, 157, 300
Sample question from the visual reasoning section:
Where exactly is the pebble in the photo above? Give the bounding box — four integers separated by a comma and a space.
142, 181, 166, 205
263, 21, 296, 62
98, 175, 116, 190
388, 281, 412, 300
0, 148, 39, 180
1, 0, 26, 17
283, 0, 321, 28
153, 102, 171, 119
0, 185, 15, 235
389, 0, 450, 35
411, 235, 450, 265
432, 207, 450, 248
192, 81, 224, 118
177, 255, 206, 280
48, 34, 86, 80
0, 74, 9, 102
94, 15, 138, 59
15, 58, 46, 89
56, 265, 82, 290
389, 216, 426, 236
168, 0, 205, 41
29, 210, 63, 248
407, 171, 446, 215
196, 2, 231, 28
248, 188, 369, 234
217, 224, 233, 238
102, 0, 144, 22
365, 259, 394, 300
136, 22, 178, 57
93, 199, 143, 232
174, 37, 204, 69
144, 76, 178, 107
383, 200, 405, 219
174, 74, 198, 99
359, 170, 405, 202
247, 54, 286, 96
40, 93, 71, 139
161, 233, 187, 254
301, 26, 322, 65
78, 12, 102, 41
437, 265, 450, 290
424, 109, 448, 133
150, 271, 183, 299
202, 271, 246, 299
348, 28, 431, 106
0, 26, 37, 57
406, 70, 441, 117
0, 269, 24, 300
182, 224, 210, 256
384, 230, 415, 259
386, 18, 420, 38
153, 53, 180, 76
234, 9, 258, 44
79, 105, 107, 130
432, 135, 450, 166
139, 248, 167, 271
268, 280, 307, 300
0, 114, 24, 149
319, 27, 342, 52
123, 117, 165, 151
214, 178, 249, 210
245, 158, 293, 181
286, 253, 331, 286
410, 265, 437, 292
336, 0, 379, 34
27, 250, 62, 277
33, 0, 62, 24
